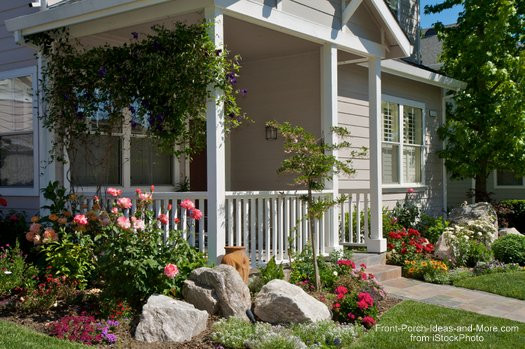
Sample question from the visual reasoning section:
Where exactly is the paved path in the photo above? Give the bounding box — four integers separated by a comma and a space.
382, 277, 525, 323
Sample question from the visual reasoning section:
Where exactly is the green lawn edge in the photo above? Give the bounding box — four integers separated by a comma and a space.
453, 271, 525, 300
0, 320, 88, 349
351, 300, 525, 349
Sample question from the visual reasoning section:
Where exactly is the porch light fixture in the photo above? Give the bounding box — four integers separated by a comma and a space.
265, 125, 278, 141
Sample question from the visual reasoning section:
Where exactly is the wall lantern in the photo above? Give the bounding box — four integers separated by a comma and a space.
265, 125, 278, 140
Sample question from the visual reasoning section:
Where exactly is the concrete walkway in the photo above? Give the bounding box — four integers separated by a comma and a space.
382, 277, 525, 323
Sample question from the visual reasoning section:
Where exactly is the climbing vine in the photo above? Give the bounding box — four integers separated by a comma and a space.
28, 22, 247, 163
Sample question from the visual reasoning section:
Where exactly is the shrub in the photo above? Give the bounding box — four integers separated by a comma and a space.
291, 321, 358, 347
403, 259, 449, 284
391, 189, 421, 228
473, 260, 521, 275
417, 214, 449, 245
0, 212, 29, 254
464, 240, 493, 267
16, 274, 78, 313
447, 267, 473, 283
496, 200, 525, 232
211, 317, 256, 349
386, 228, 434, 265
250, 256, 284, 294
0, 243, 39, 297
48, 315, 119, 345
492, 234, 525, 265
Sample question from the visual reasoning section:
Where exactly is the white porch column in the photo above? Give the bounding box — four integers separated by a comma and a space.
205, 6, 226, 263
321, 44, 341, 251
367, 57, 386, 253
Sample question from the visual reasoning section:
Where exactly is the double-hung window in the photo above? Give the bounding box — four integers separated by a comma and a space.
0, 67, 38, 195
381, 96, 425, 186
495, 170, 525, 188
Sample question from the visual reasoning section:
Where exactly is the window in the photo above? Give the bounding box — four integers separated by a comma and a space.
0, 68, 37, 195
69, 110, 175, 189
381, 97, 425, 186
495, 170, 525, 187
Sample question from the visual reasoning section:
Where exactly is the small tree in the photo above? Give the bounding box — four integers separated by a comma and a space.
267, 121, 365, 291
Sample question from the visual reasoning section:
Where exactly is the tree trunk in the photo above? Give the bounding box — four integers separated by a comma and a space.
307, 190, 321, 291
474, 173, 489, 202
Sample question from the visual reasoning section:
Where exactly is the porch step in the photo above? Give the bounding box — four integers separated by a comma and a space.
350, 253, 387, 268
365, 264, 402, 282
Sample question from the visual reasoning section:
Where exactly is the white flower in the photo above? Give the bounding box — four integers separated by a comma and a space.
333, 271, 338, 276
3, 271, 12, 275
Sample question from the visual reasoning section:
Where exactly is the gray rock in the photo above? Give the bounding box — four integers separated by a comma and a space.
135, 294, 208, 343
449, 202, 498, 228
434, 233, 454, 264
254, 279, 331, 324
183, 264, 251, 320
498, 227, 521, 238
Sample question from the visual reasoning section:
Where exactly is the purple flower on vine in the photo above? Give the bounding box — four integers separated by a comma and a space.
226, 72, 237, 85
240, 88, 248, 96
98, 66, 107, 77
131, 32, 139, 40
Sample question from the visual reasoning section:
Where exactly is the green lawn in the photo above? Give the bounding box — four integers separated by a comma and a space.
453, 271, 525, 300
0, 320, 87, 349
351, 300, 525, 349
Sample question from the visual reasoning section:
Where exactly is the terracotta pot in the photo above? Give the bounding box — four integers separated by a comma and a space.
221, 246, 250, 283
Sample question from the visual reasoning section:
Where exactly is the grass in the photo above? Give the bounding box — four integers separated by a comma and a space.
351, 300, 525, 349
453, 271, 525, 300
0, 320, 87, 349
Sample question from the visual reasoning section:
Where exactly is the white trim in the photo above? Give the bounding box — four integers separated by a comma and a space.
0, 66, 40, 197
381, 94, 426, 189
379, 60, 465, 90
342, 0, 363, 25
442, 91, 448, 215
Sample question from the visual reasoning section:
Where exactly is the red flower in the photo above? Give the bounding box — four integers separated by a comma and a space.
347, 313, 356, 321
0, 197, 8, 207
357, 299, 369, 310
400, 247, 407, 254
334, 285, 348, 295
408, 228, 420, 237
362, 316, 376, 328
174, 217, 180, 224
360, 263, 367, 269
387, 243, 395, 250
333, 303, 341, 309
360, 272, 368, 280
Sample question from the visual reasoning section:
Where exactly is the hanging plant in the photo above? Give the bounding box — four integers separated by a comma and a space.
28, 22, 247, 163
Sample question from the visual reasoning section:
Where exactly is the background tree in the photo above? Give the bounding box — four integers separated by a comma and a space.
267, 121, 365, 291
426, 0, 525, 202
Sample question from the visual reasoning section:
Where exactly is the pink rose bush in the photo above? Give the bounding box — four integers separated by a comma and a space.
163, 263, 179, 279
116, 197, 132, 209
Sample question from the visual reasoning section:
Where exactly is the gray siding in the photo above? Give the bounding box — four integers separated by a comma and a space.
1, 1, 39, 213
338, 62, 445, 215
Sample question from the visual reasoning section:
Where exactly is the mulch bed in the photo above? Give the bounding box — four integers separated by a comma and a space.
0, 295, 403, 348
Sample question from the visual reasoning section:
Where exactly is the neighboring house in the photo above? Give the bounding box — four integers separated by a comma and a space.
421, 26, 524, 208
1, 0, 462, 264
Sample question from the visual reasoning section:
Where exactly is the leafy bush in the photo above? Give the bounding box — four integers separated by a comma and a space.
447, 267, 473, 283
391, 190, 421, 229
291, 321, 359, 348
250, 256, 284, 294
386, 228, 434, 265
492, 234, 525, 265
0, 243, 38, 297
464, 240, 493, 267
496, 200, 525, 233
16, 274, 78, 313
211, 317, 255, 349
417, 214, 449, 245
382, 208, 402, 236
403, 259, 449, 284
0, 212, 29, 254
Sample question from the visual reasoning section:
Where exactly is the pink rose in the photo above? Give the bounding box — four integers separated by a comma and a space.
138, 192, 152, 202
133, 218, 145, 231
157, 213, 169, 225
107, 187, 122, 197
407, 188, 415, 193
189, 208, 203, 221
135, 188, 142, 195
180, 199, 195, 210
111, 207, 119, 214
164, 263, 179, 279
117, 216, 131, 230
73, 214, 88, 225
29, 223, 41, 233
150, 185, 155, 193
347, 313, 356, 321
117, 197, 133, 209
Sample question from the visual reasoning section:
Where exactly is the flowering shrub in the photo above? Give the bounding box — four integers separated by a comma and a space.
97, 188, 207, 307
403, 259, 449, 284
48, 315, 119, 345
391, 189, 421, 228
0, 244, 38, 297
331, 264, 385, 328
387, 228, 434, 265
16, 273, 77, 313
442, 221, 497, 267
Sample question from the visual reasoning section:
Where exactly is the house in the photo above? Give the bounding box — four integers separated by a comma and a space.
421, 27, 525, 208
1, 0, 462, 264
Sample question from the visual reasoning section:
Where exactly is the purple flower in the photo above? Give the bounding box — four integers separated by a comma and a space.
107, 320, 119, 327
215, 49, 222, 56
131, 32, 139, 39
240, 88, 248, 96
98, 66, 107, 77
105, 333, 117, 344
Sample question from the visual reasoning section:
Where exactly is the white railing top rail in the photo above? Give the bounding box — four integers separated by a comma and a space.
77, 191, 208, 199
225, 190, 333, 198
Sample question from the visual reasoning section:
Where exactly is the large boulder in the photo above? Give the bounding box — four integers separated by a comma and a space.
254, 279, 331, 324
135, 295, 208, 343
499, 227, 521, 238
434, 233, 454, 264
182, 264, 251, 320
449, 202, 498, 228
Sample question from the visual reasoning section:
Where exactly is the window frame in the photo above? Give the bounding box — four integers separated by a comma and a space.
0, 66, 39, 196
64, 112, 180, 193
493, 170, 525, 189
381, 94, 427, 189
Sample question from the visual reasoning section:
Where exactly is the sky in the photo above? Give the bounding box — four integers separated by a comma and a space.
420, 0, 463, 29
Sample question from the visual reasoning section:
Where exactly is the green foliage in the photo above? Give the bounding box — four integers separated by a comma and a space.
492, 234, 525, 265
291, 321, 359, 348
260, 256, 284, 284
496, 200, 525, 233
41, 181, 70, 214
40, 229, 96, 290
447, 267, 473, 283
211, 317, 255, 349
0, 244, 38, 297
473, 260, 520, 276
0, 212, 29, 255
426, 0, 525, 201
289, 246, 341, 290
28, 23, 246, 164
382, 208, 402, 235
464, 240, 493, 268
391, 191, 421, 228
417, 214, 449, 245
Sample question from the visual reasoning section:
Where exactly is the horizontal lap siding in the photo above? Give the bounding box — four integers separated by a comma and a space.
338, 63, 445, 214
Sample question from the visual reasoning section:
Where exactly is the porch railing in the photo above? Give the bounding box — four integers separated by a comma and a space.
339, 189, 371, 247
